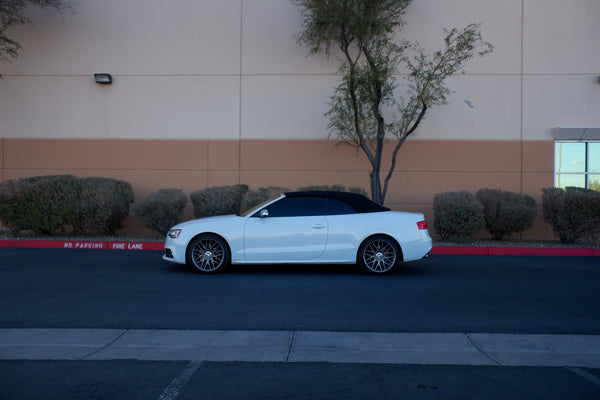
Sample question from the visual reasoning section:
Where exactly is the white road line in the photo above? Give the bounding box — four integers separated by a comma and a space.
158, 361, 201, 400
564, 367, 600, 389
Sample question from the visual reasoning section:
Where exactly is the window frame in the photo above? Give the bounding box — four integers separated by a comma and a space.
325, 197, 357, 216
253, 196, 327, 218
554, 140, 600, 190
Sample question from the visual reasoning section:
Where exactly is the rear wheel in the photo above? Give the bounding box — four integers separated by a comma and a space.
358, 235, 401, 274
186, 234, 230, 273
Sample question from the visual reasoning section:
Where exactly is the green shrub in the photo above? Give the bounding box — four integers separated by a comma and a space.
542, 187, 600, 243
298, 185, 368, 197
298, 185, 347, 192
0, 175, 80, 234
433, 191, 485, 241
240, 186, 289, 213
132, 189, 187, 235
0, 175, 133, 235
191, 184, 249, 218
476, 188, 537, 240
73, 177, 134, 234
347, 187, 369, 197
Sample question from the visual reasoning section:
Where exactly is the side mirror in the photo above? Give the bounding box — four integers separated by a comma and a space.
259, 209, 269, 218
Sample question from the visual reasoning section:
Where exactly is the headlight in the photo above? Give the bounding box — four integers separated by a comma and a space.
167, 229, 182, 239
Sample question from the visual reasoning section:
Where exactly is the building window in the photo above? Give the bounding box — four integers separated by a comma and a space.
555, 141, 600, 191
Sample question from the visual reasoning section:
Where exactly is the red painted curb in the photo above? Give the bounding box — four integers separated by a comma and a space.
0, 240, 163, 251
0, 240, 598, 256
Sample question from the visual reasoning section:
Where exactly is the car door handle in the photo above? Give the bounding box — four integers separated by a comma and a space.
312, 224, 326, 229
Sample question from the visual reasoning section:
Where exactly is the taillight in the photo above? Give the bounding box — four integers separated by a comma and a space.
417, 220, 428, 230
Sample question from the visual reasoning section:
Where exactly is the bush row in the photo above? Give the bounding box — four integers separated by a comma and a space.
433, 189, 539, 241
0, 176, 364, 236
117, 184, 367, 235
0, 175, 134, 234
2, 175, 598, 243
433, 187, 600, 243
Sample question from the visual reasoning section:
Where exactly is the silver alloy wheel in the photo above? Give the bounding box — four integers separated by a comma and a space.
360, 236, 399, 274
188, 234, 229, 273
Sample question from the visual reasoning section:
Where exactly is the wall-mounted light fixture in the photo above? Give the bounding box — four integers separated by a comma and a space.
94, 73, 113, 84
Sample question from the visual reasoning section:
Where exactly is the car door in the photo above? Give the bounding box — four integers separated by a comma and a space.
243, 196, 328, 262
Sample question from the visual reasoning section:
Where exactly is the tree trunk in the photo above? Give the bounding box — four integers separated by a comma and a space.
370, 172, 382, 205
370, 141, 384, 204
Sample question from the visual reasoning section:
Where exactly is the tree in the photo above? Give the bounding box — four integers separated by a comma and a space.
293, 0, 493, 204
0, 0, 70, 75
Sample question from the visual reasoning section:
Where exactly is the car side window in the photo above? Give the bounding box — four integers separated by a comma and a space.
326, 198, 356, 215
258, 196, 326, 218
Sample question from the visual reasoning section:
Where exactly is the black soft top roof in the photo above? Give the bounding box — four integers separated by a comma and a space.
284, 191, 390, 214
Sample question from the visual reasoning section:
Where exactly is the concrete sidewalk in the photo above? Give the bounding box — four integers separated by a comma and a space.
1, 329, 599, 367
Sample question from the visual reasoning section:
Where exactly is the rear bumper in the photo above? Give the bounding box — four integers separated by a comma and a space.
401, 237, 433, 262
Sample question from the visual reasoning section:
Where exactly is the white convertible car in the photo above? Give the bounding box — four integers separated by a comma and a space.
163, 191, 432, 274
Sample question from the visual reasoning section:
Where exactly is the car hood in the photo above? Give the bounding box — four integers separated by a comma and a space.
174, 214, 242, 228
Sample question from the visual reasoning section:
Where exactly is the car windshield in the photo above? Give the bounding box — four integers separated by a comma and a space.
238, 195, 281, 217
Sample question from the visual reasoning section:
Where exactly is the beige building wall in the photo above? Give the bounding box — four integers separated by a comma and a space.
1, 0, 599, 238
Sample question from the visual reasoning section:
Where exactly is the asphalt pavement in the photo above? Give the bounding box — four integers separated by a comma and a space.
1, 248, 600, 399
2, 249, 600, 333
2, 359, 599, 400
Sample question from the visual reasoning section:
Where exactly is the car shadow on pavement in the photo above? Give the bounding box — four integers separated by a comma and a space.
164, 260, 429, 277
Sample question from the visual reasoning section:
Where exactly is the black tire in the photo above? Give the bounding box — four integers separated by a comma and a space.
186, 234, 230, 273
357, 235, 401, 274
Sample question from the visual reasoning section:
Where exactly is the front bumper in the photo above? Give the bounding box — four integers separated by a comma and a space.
162, 238, 187, 265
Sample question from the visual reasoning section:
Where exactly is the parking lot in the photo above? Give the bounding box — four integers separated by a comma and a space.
1, 248, 599, 399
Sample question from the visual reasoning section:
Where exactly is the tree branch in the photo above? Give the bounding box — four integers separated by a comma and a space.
382, 101, 427, 200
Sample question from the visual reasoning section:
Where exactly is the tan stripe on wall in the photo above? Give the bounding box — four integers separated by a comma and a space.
1, 138, 554, 238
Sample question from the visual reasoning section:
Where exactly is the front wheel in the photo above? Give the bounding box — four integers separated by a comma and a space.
186, 234, 230, 273
357, 235, 401, 274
